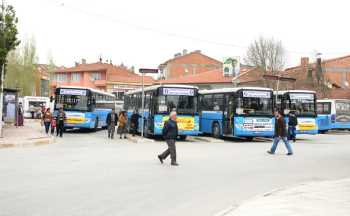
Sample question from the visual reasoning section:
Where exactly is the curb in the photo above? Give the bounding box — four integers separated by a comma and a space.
0, 137, 55, 149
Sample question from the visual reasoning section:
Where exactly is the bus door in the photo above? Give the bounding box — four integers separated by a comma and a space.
223, 94, 235, 135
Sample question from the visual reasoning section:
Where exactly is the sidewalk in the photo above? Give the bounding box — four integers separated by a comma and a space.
0, 119, 55, 148
221, 178, 350, 216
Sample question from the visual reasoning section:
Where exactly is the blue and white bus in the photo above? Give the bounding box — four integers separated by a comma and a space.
124, 85, 200, 139
276, 90, 318, 135
317, 99, 350, 133
54, 87, 115, 130
199, 87, 274, 139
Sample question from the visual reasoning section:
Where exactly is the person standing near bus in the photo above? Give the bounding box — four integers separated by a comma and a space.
118, 111, 128, 139
267, 110, 293, 156
42, 108, 53, 135
130, 110, 140, 136
106, 110, 118, 139
288, 111, 298, 142
16, 102, 24, 127
56, 107, 66, 137
158, 111, 179, 166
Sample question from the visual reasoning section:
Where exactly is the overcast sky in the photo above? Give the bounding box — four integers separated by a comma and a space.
10, 0, 350, 69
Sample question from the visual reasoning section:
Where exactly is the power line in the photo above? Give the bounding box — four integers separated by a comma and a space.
42, 0, 350, 56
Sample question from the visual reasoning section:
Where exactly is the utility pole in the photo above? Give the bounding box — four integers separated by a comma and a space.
0, 0, 5, 137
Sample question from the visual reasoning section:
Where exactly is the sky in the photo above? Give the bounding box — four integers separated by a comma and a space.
10, 0, 350, 69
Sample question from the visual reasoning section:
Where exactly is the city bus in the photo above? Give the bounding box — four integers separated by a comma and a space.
54, 86, 115, 130
275, 90, 318, 135
199, 87, 274, 139
317, 99, 350, 133
124, 85, 200, 139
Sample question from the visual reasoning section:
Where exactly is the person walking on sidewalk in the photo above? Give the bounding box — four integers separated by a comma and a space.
130, 110, 140, 136
268, 110, 293, 156
158, 111, 179, 166
117, 111, 128, 139
56, 107, 66, 137
288, 111, 298, 142
106, 110, 118, 139
42, 108, 53, 135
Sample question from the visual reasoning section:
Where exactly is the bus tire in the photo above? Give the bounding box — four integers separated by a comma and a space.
212, 122, 221, 139
246, 137, 254, 141
179, 135, 187, 141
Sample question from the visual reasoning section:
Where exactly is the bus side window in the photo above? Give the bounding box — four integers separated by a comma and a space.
213, 94, 224, 111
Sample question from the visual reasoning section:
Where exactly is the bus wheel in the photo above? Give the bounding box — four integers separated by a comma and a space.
212, 123, 221, 139
246, 137, 254, 141
179, 135, 187, 141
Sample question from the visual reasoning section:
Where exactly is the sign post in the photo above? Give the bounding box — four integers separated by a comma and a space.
138, 68, 158, 138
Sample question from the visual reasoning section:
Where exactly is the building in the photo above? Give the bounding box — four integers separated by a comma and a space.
283, 56, 350, 99
34, 64, 51, 97
157, 65, 259, 89
159, 50, 222, 79
51, 59, 154, 99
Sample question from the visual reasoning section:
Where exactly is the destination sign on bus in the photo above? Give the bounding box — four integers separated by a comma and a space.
60, 89, 87, 96
162, 88, 195, 96
289, 93, 314, 100
243, 90, 271, 98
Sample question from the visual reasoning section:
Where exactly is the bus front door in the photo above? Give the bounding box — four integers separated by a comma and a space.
223, 95, 234, 136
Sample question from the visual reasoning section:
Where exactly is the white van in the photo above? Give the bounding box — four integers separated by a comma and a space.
19, 96, 51, 118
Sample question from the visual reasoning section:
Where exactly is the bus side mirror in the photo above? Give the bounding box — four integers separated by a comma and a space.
50, 96, 54, 102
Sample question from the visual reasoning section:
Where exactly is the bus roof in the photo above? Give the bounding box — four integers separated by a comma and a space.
199, 87, 273, 94
275, 90, 316, 95
57, 86, 115, 97
126, 84, 199, 95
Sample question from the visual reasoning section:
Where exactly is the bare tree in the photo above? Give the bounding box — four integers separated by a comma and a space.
244, 36, 285, 75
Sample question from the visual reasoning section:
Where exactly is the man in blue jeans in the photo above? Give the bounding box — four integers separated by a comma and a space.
268, 110, 293, 156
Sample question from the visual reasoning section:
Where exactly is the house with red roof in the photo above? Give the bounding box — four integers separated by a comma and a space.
282, 55, 350, 99
51, 59, 154, 99
159, 50, 222, 79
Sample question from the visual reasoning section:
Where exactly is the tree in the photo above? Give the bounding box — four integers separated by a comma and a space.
46, 51, 56, 96
244, 36, 285, 75
0, 2, 20, 84
5, 37, 38, 96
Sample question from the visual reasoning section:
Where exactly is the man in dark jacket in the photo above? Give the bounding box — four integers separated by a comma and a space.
56, 107, 66, 138
288, 111, 298, 142
267, 110, 293, 156
106, 110, 118, 139
158, 111, 179, 166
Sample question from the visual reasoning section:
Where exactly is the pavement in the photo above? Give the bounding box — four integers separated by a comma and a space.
0, 119, 55, 148
0, 129, 349, 216
223, 178, 350, 216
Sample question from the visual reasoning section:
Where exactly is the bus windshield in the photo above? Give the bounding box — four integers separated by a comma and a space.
286, 93, 316, 116
55, 94, 90, 111
157, 95, 197, 114
236, 90, 273, 116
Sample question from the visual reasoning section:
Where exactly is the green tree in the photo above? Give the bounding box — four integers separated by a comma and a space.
5, 37, 38, 96
0, 2, 20, 84
46, 51, 56, 96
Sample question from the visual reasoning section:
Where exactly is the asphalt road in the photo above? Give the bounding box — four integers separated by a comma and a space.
0, 130, 349, 216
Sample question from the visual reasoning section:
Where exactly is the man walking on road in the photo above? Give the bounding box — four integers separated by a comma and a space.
106, 110, 118, 139
268, 110, 293, 156
158, 111, 179, 166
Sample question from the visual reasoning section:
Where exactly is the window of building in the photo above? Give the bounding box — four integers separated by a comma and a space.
56, 73, 68, 82
91, 72, 101, 81
71, 73, 81, 82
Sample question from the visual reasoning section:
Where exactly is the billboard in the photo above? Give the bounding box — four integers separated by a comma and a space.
223, 56, 240, 77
